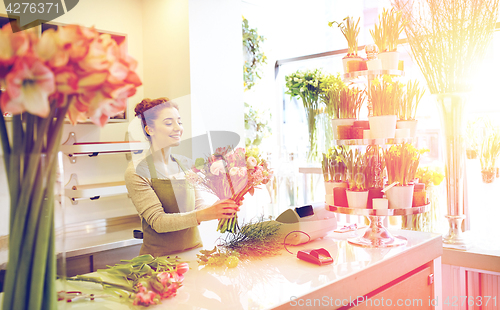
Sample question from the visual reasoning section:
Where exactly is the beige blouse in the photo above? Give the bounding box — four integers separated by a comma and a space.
124, 153, 214, 233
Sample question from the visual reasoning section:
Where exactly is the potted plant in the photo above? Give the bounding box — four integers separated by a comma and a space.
332, 86, 365, 140
365, 146, 385, 208
329, 16, 362, 73
322, 146, 349, 205
320, 73, 345, 120
344, 149, 369, 208
368, 75, 403, 139
384, 143, 426, 208
285, 69, 324, 162
479, 127, 500, 183
465, 119, 482, 159
370, 8, 405, 70
397, 79, 425, 138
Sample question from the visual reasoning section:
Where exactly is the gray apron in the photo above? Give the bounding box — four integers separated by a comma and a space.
139, 155, 202, 257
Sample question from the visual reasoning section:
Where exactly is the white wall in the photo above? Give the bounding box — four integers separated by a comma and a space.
188, 0, 244, 140
0, 0, 145, 233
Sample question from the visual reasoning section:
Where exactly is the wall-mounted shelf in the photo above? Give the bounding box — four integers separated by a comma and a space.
61, 132, 149, 163
65, 174, 128, 205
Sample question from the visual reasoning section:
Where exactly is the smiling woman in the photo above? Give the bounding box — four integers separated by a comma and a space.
124, 97, 241, 257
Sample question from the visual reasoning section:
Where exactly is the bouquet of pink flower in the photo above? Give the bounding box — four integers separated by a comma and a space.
187, 147, 273, 233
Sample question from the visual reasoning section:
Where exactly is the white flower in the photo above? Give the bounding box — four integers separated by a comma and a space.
246, 156, 257, 168
238, 167, 248, 177
210, 160, 226, 176
229, 167, 239, 176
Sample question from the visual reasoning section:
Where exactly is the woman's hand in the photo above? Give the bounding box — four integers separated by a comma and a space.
196, 199, 240, 223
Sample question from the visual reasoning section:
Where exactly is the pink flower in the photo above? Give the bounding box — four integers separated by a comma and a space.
238, 167, 247, 177
133, 283, 158, 306
176, 262, 189, 275
229, 167, 239, 176
210, 160, 226, 176
1, 57, 55, 117
246, 156, 257, 168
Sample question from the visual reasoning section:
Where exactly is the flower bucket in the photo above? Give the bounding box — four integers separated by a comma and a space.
396, 120, 418, 138
346, 190, 369, 209
368, 115, 397, 139
325, 181, 348, 206
331, 118, 356, 140
379, 51, 399, 70
386, 184, 415, 209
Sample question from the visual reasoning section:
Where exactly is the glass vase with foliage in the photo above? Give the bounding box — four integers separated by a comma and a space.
285, 69, 324, 161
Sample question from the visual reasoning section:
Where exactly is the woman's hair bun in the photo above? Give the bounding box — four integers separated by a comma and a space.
134, 97, 171, 117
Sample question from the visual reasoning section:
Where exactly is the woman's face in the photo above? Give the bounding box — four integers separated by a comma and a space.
147, 106, 183, 149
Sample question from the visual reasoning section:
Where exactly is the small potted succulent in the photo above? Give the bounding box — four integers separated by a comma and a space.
370, 8, 405, 70
480, 127, 500, 183
329, 16, 362, 73
383, 143, 426, 208
332, 86, 365, 140
344, 149, 369, 208
322, 146, 349, 205
397, 79, 425, 139
368, 75, 403, 139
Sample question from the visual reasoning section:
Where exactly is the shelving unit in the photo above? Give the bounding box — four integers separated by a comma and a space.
327, 204, 429, 248
60, 132, 149, 163
64, 174, 129, 205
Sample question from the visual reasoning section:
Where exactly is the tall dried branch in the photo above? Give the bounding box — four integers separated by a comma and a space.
393, 0, 499, 94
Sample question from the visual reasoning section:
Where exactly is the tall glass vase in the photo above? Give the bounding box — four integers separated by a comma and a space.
2, 151, 66, 309
435, 93, 469, 249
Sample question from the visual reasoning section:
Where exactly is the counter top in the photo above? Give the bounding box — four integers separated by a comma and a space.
59, 221, 442, 310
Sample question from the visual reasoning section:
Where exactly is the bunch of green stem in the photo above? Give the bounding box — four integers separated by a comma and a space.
480, 127, 500, 173
320, 73, 345, 119
329, 16, 360, 56
394, 0, 499, 94
383, 142, 423, 186
398, 79, 425, 120
370, 75, 403, 116
322, 146, 348, 182
343, 149, 367, 191
0, 99, 71, 310
339, 87, 365, 119
364, 145, 385, 189
370, 8, 405, 53
220, 218, 282, 258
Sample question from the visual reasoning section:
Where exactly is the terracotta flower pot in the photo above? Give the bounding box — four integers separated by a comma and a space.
481, 169, 495, 183
331, 118, 356, 140
325, 181, 348, 206
367, 188, 384, 209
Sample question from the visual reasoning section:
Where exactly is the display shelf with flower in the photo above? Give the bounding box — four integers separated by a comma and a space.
329, 16, 362, 73
188, 146, 273, 233
370, 8, 405, 70
396, 79, 425, 138
383, 143, 427, 208
285, 69, 324, 161
67, 254, 188, 306
368, 75, 404, 139
0, 23, 142, 310
479, 126, 500, 183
